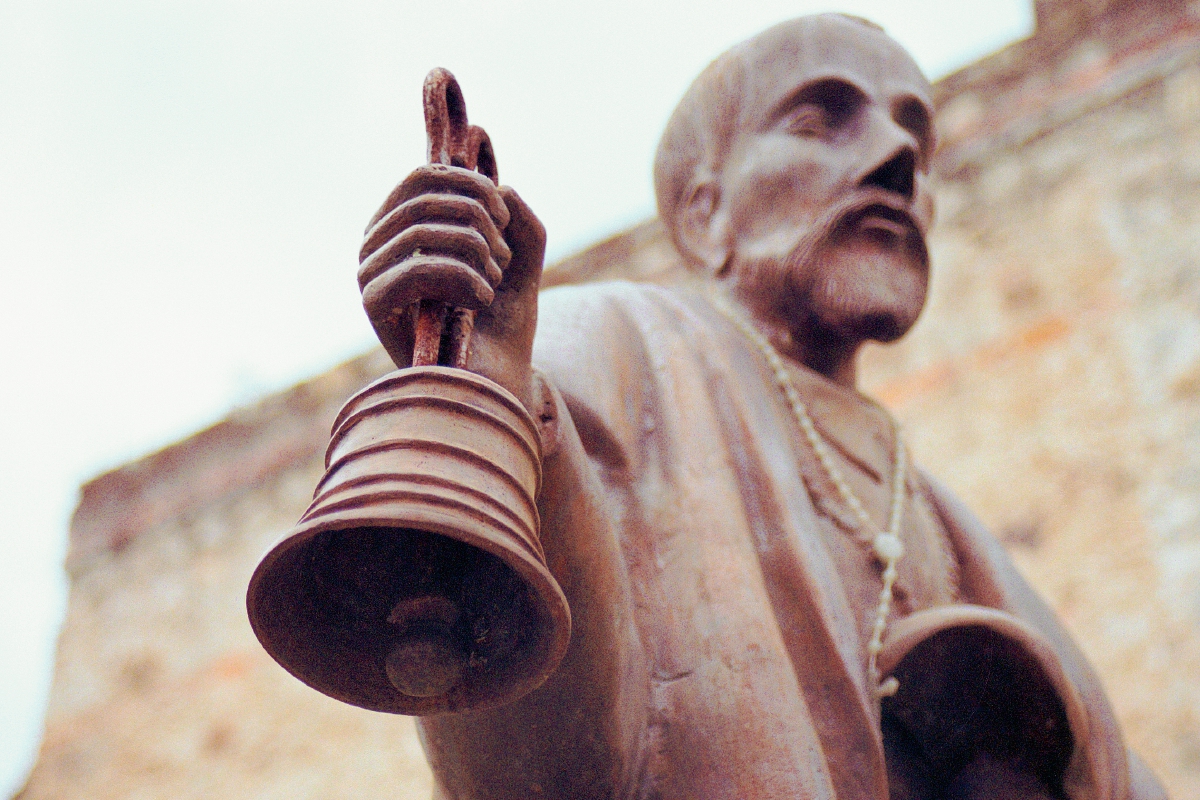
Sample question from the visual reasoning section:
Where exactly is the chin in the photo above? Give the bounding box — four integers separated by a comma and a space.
806, 246, 927, 343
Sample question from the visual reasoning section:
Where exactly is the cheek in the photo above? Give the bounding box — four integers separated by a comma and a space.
726, 143, 835, 257
913, 177, 935, 231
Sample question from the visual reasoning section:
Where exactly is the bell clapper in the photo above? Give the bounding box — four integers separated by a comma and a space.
385, 595, 469, 698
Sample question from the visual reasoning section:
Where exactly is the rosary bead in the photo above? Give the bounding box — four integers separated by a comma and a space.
873, 532, 904, 562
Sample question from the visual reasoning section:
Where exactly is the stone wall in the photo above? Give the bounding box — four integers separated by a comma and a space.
17, 1, 1200, 797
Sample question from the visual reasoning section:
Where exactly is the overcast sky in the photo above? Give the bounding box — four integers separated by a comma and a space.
0, 0, 1033, 792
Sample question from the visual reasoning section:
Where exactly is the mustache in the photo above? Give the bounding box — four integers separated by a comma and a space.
784, 189, 929, 274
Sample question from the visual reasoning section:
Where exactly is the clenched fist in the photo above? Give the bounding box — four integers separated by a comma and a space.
358, 163, 546, 407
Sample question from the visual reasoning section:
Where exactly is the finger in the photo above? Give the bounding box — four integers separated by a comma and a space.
357, 223, 503, 291
497, 185, 546, 294
362, 254, 495, 315
362, 193, 511, 270
366, 164, 510, 232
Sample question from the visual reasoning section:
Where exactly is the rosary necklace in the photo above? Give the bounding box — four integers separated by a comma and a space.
711, 292, 906, 699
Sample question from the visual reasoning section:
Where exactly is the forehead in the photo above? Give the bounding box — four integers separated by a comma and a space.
741, 16, 931, 124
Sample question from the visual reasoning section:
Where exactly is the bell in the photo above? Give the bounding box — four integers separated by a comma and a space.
246, 366, 571, 715
878, 605, 1087, 798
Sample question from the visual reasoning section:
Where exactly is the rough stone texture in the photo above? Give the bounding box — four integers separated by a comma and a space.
16, 1, 1200, 797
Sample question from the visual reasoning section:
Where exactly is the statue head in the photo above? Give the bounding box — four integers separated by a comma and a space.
655, 14, 936, 360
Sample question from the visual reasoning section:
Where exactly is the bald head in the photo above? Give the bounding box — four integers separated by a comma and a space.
653, 14, 931, 259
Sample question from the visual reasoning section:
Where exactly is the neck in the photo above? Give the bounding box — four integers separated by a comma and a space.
719, 283, 862, 389
791, 324, 860, 388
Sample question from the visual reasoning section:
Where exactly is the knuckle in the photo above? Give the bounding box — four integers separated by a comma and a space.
404, 164, 493, 199
362, 255, 494, 312
482, 257, 503, 288
402, 191, 488, 218
402, 222, 487, 258
364, 168, 519, 301
376, 206, 507, 262
370, 193, 503, 253
493, 239, 513, 269
358, 221, 501, 293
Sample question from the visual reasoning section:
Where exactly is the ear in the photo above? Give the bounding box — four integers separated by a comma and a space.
675, 181, 731, 276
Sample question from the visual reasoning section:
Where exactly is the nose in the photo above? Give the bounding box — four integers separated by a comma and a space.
860, 148, 916, 199
857, 110, 921, 201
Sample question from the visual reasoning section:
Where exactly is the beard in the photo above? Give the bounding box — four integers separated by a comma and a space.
727, 194, 930, 346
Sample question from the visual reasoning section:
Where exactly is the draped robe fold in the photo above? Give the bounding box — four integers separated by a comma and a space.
418, 281, 1144, 800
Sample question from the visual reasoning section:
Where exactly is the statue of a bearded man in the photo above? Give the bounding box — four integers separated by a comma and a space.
265, 13, 1171, 800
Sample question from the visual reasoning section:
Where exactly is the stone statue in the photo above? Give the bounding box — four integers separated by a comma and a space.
248, 13, 1170, 799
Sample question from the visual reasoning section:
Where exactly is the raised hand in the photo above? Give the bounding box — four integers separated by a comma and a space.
358, 164, 546, 404
356, 68, 546, 407
361, 164, 512, 313
359, 162, 511, 354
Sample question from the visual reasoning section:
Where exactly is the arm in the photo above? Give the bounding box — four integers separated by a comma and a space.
360, 170, 649, 799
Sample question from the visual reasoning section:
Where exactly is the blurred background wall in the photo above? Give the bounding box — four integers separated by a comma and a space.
14, 1, 1200, 797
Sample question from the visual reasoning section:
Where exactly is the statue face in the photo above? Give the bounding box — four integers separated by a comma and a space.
717, 17, 935, 344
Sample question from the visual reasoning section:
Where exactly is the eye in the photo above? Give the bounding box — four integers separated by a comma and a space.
784, 103, 829, 137
773, 79, 865, 141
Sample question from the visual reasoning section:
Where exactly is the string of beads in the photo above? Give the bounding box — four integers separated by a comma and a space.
711, 292, 907, 699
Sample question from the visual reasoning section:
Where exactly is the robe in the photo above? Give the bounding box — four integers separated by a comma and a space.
418, 280, 1157, 800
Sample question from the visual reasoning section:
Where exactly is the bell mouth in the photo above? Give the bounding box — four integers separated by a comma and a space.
878, 605, 1084, 797
248, 521, 567, 715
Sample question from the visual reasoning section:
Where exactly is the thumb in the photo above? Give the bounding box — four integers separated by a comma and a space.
497, 185, 546, 295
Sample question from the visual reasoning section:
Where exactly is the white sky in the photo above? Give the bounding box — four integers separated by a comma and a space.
0, 0, 1032, 793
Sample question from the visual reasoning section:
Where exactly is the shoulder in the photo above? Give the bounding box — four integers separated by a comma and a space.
536, 280, 683, 333
531, 281, 715, 466
532, 280, 703, 380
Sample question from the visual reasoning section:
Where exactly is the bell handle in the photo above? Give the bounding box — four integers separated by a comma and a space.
409, 70, 500, 368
